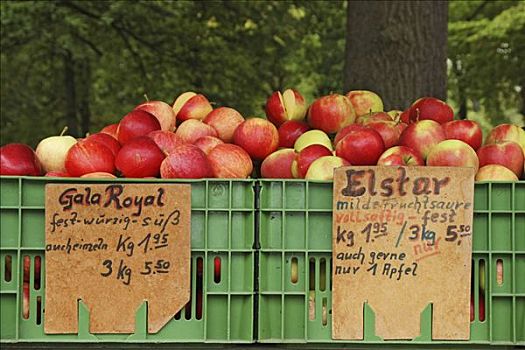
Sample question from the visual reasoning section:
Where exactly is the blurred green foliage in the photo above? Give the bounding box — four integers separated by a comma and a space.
0, 0, 523, 146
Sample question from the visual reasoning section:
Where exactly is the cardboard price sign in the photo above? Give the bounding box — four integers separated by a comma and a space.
44, 183, 191, 334
332, 166, 475, 340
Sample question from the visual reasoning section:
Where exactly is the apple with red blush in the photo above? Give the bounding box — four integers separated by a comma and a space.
261, 148, 296, 178
117, 109, 161, 144
443, 120, 483, 151
477, 141, 523, 178
408, 97, 453, 124
135, 100, 177, 131
278, 120, 310, 148
208, 144, 253, 178
147, 130, 184, 155
398, 120, 446, 160
176, 119, 217, 144
115, 136, 165, 178
377, 146, 424, 166
307, 94, 355, 134
194, 136, 223, 155
160, 144, 212, 179
172, 92, 213, 122
203, 107, 244, 142
335, 128, 385, 165
234, 118, 279, 160
65, 140, 115, 177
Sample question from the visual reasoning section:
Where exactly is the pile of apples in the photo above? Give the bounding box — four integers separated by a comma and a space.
261, 90, 524, 181
1, 89, 524, 181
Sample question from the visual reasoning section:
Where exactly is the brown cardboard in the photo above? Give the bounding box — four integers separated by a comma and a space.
332, 166, 475, 340
44, 183, 191, 334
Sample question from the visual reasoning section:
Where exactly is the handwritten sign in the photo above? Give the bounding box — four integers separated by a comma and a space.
332, 166, 475, 340
44, 184, 191, 334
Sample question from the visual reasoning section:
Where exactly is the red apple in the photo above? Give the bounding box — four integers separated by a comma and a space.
334, 124, 368, 146
305, 156, 349, 181
443, 120, 483, 151
409, 97, 454, 124
335, 128, 385, 165
294, 144, 333, 178
100, 123, 119, 139
35, 132, 77, 173
261, 148, 296, 178
479, 294, 485, 322
278, 120, 310, 148
135, 100, 177, 131
117, 109, 161, 144
65, 140, 115, 177
0, 143, 42, 176
214, 257, 221, 283
80, 172, 117, 179
294, 130, 333, 152
233, 118, 279, 160
23, 256, 32, 282
172, 92, 213, 122
397, 121, 409, 135
476, 165, 519, 181
147, 130, 184, 155
364, 120, 403, 148
45, 171, 70, 177
115, 137, 165, 178
377, 146, 424, 166
477, 141, 523, 178
345, 90, 384, 117
398, 120, 446, 160
208, 144, 253, 178
470, 294, 474, 322
203, 107, 244, 142
400, 109, 411, 124
85, 133, 121, 157
175, 119, 217, 144
265, 89, 307, 126
426, 140, 479, 172
23, 282, 29, 319
193, 136, 223, 155
160, 144, 212, 179
485, 124, 525, 152
355, 111, 393, 125
307, 94, 356, 134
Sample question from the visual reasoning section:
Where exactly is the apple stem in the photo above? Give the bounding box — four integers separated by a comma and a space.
59, 126, 68, 137
144, 94, 149, 102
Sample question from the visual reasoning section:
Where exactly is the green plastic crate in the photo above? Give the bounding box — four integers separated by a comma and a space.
0, 176, 256, 343
258, 179, 525, 346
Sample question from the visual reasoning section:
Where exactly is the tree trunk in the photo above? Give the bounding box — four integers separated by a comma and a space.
344, 0, 448, 111
64, 50, 78, 137
77, 59, 92, 136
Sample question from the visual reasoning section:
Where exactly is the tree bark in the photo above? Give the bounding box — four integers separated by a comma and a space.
64, 50, 78, 137
344, 0, 448, 110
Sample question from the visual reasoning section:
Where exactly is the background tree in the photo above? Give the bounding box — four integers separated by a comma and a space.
448, 0, 525, 127
343, 0, 448, 110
